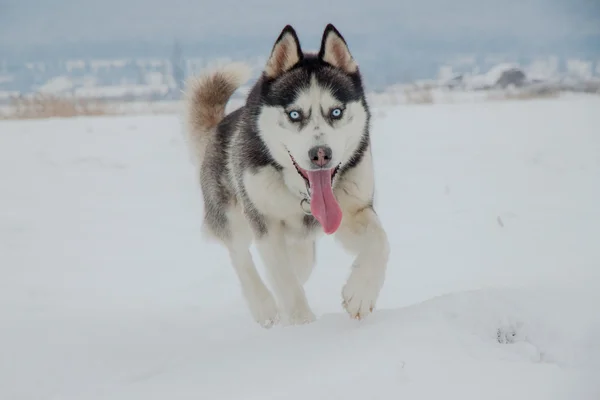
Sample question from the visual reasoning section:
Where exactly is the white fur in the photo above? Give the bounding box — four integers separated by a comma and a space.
257, 76, 367, 174
255, 225, 316, 325
242, 167, 304, 223
334, 152, 389, 319
237, 143, 389, 323
236, 167, 319, 323
224, 205, 279, 328
234, 77, 387, 325
287, 237, 315, 285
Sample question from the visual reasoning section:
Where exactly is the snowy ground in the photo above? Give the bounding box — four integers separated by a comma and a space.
1, 96, 600, 399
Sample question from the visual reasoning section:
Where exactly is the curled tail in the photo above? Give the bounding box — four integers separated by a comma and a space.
184, 62, 252, 165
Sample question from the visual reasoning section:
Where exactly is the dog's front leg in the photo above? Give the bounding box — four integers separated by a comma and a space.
255, 224, 316, 325
336, 205, 390, 320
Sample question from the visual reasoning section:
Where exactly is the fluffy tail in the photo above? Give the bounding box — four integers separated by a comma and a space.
184, 62, 252, 166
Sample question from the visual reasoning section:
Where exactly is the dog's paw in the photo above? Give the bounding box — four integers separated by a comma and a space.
341, 275, 381, 320
283, 302, 316, 326
247, 292, 280, 329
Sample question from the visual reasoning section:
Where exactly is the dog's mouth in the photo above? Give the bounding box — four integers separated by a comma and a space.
288, 152, 342, 235
288, 152, 341, 188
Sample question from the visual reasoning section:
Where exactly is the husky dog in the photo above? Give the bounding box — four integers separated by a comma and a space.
185, 24, 389, 327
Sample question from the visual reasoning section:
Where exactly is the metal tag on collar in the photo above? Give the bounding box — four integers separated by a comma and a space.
300, 198, 312, 215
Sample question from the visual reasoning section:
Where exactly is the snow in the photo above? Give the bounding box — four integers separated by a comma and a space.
566, 59, 594, 80
464, 63, 520, 89
37, 76, 74, 94
526, 57, 560, 81
1, 96, 600, 399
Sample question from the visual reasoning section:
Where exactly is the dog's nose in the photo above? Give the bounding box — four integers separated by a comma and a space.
308, 146, 332, 168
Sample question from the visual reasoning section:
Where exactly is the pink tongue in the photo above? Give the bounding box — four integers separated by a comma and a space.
306, 169, 342, 234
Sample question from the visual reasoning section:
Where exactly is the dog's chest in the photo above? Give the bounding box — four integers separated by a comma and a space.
242, 165, 307, 218
281, 168, 310, 202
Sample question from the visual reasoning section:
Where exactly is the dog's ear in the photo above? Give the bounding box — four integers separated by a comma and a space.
264, 25, 303, 79
318, 24, 357, 74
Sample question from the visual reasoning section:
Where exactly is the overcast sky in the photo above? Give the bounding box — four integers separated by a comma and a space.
1, 0, 599, 48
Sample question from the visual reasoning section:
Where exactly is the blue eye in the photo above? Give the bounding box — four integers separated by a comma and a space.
330, 108, 343, 119
288, 110, 302, 121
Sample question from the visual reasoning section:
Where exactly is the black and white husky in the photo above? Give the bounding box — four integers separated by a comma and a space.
185, 24, 389, 327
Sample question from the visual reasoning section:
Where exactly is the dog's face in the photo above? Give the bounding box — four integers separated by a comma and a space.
256, 24, 369, 234
257, 24, 368, 175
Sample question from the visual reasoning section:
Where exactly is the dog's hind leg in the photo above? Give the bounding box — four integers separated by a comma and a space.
222, 207, 279, 328
287, 238, 316, 286
255, 225, 316, 325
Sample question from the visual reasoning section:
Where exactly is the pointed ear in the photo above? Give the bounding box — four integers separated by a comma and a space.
264, 25, 303, 79
318, 24, 357, 74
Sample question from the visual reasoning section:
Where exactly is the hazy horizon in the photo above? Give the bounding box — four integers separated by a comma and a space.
1, 0, 599, 94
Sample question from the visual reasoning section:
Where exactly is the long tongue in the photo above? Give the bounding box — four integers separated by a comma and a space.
306, 169, 342, 234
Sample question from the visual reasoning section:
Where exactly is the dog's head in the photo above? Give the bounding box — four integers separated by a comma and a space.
256, 24, 369, 234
